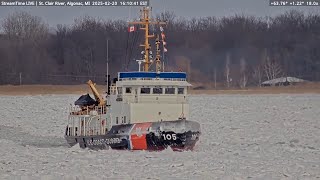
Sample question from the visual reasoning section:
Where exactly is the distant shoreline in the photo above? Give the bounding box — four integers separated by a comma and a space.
0, 84, 319, 95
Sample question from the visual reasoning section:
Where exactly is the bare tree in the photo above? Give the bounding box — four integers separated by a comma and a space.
214, 67, 217, 89
225, 52, 231, 88
0, 11, 51, 84
1, 10, 320, 85
252, 65, 263, 87
263, 56, 283, 81
2, 11, 49, 42
156, 11, 176, 24
239, 57, 247, 88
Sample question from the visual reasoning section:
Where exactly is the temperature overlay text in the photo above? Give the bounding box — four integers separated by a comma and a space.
270, 0, 320, 6
0, 0, 149, 6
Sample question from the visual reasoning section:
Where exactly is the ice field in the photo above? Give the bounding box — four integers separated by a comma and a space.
0, 94, 320, 179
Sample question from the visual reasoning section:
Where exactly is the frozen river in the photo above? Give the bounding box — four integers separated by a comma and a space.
0, 94, 319, 179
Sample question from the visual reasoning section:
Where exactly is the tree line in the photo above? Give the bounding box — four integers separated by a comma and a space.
0, 10, 319, 87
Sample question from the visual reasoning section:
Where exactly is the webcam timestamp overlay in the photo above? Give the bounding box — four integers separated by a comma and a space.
0, 0, 149, 6
270, 0, 320, 6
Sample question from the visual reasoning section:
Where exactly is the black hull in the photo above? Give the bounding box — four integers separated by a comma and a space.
65, 120, 200, 151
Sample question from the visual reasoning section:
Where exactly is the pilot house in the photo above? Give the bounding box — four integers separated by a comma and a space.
108, 72, 191, 126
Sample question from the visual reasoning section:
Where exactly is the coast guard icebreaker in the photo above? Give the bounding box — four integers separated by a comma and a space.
64, 6, 201, 151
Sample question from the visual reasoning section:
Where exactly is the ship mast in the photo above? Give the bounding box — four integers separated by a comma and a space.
155, 35, 161, 72
129, 6, 166, 72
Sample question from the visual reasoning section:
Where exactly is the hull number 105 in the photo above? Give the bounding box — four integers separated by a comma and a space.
162, 133, 177, 140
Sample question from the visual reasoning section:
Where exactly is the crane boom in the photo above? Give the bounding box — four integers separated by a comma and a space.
87, 80, 105, 106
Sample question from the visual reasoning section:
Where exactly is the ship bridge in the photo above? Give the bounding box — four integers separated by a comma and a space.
108, 71, 191, 124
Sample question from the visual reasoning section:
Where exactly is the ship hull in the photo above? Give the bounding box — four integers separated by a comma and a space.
65, 120, 200, 151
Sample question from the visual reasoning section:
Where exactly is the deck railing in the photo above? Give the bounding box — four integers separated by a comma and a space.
67, 116, 106, 136
69, 105, 106, 115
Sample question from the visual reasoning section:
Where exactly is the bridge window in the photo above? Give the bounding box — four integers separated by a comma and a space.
124, 116, 126, 123
125, 87, 132, 94
116, 117, 119, 124
178, 88, 185, 94
153, 87, 163, 94
141, 88, 151, 94
117, 87, 122, 94
165, 87, 175, 94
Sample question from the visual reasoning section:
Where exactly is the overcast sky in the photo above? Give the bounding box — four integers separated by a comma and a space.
0, 0, 319, 26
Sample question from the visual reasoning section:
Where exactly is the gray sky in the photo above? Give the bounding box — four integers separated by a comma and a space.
0, 0, 319, 26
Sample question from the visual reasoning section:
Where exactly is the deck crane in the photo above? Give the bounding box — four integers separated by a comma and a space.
87, 80, 106, 106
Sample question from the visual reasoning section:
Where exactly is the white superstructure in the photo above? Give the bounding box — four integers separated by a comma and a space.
107, 72, 191, 127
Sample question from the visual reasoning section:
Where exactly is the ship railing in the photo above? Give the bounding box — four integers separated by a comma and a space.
67, 114, 106, 137
84, 116, 105, 136
69, 105, 106, 115
93, 105, 106, 115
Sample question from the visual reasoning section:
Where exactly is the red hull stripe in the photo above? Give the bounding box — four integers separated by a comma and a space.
130, 123, 152, 150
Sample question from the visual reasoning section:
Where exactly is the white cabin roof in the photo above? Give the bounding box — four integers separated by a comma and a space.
117, 80, 192, 86
117, 71, 192, 87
